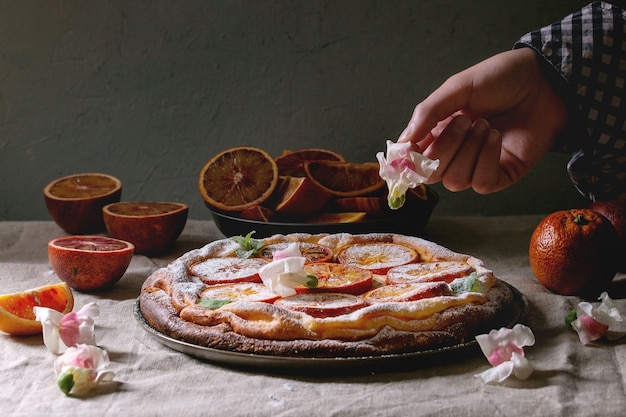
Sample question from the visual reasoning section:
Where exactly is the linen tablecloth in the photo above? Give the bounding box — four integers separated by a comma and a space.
2, 217, 626, 417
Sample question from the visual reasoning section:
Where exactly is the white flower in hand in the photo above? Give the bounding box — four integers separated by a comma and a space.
34, 302, 99, 354
569, 292, 626, 345
258, 243, 318, 296
54, 344, 115, 395
474, 324, 535, 384
376, 140, 439, 209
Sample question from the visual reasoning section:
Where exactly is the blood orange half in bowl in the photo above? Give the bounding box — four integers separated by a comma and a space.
103, 202, 188, 255
43, 173, 122, 234
48, 236, 134, 292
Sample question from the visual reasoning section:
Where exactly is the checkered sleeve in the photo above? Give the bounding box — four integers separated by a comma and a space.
514, 1, 626, 201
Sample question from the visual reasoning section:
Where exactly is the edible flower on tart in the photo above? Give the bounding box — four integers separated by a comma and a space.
566, 292, 626, 345
474, 324, 535, 384
258, 242, 318, 296
376, 140, 439, 209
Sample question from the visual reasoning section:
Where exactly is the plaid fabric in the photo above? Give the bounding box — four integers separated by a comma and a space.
514, 1, 626, 201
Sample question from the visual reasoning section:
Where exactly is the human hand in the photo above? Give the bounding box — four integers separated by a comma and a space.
398, 48, 568, 193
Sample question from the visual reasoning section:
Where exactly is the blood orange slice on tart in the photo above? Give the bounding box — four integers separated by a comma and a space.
386, 261, 475, 285
189, 257, 268, 285
0, 282, 74, 336
198, 146, 279, 212
299, 263, 373, 295
274, 293, 369, 318
275, 148, 345, 177
259, 242, 334, 264
364, 281, 452, 303
337, 243, 419, 275
198, 282, 280, 305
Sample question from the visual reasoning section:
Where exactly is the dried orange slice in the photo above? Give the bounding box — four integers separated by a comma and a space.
364, 281, 452, 303
386, 261, 474, 285
43, 173, 122, 234
303, 160, 385, 197
103, 202, 188, 255
332, 197, 387, 217
306, 212, 367, 224
198, 147, 279, 212
299, 263, 373, 295
0, 282, 74, 336
275, 293, 368, 318
259, 242, 333, 263
189, 257, 267, 285
275, 148, 345, 177
337, 243, 419, 275
273, 176, 331, 217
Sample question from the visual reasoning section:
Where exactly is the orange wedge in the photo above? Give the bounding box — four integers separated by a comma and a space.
275, 148, 345, 177
43, 173, 122, 234
273, 176, 331, 217
0, 282, 74, 336
304, 160, 384, 197
198, 147, 279, 212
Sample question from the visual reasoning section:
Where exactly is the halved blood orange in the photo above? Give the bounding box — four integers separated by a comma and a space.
199, 282, 280, 304
275, 148, 345, 177
0, 282, 74, 336
275, 293, 368, 318
337, 243, 419, 275
364, 281, 452, 303
198, 146, 279, 212
273, 176, 331, 217
306, 212, 367, 224
299, 263, 373, 295
259, 242, 333, 264
48, 236, 134, 292
43, 173, 122, 234
303, 160, 385, 197
103, 202, 188, 255
189, 257, 267, 285
386, 261, 474, 285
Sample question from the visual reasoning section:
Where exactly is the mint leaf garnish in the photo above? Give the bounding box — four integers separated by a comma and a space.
198, 298, 232, 309
305, 274, 319, 288
450, 272, 482, 294
231, 231, 264, 258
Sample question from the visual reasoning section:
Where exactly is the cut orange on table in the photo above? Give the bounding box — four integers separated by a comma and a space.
275, 148, 345, 177
43, 172, 122, 234
48, 236, 135, 292
0, 282, 74, 336
304, 161, 385, 197
198, 147, 279, 212
103, 201, 189, 255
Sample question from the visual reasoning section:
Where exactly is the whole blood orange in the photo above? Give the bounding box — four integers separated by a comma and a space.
48, 236, 134, 292
198, 146, 279, 212
103, 202, 188, 255
43, 173, 122, 234
0, 282, 74, 336
529, 209, 620, 298
589, 199, 626, 272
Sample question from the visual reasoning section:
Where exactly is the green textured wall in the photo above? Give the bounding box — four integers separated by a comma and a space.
0, 0, 590, 221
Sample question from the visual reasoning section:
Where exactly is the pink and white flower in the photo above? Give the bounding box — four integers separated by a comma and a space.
34, 302, 99, 354
474, 324, 535, 384
570, 292, 626, 345
54, 344, 115, 395
376, 140, 439, 209
258, 243, 318, 296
